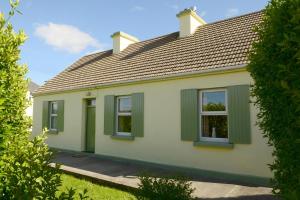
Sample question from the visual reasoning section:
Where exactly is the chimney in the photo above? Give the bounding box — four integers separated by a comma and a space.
176, 7, 206, 38
111, 31, 139, 54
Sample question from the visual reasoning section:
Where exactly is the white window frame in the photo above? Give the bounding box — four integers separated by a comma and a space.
49, 101, 58, 131
116, 96, 132, 136
199, 89, 229, 143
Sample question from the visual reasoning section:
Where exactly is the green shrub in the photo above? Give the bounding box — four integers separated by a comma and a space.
0, 0, 30, 147
137, 174, 195, 200
0, 132, 60, 199
0, 132, 91, 200
248, 0, 300, 199
58, 187, 90, 200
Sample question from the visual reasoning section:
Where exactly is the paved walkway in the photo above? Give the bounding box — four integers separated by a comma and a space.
53, 150, 276, 200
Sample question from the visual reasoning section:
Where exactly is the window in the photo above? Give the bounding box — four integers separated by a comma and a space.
200, 89, 228, 142
49, 101, 58, 131
116, 96, 132, 136
87, 99, 96, 107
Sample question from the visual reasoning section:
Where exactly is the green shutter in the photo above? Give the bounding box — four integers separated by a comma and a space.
104, 95, 115, 135
181, 89, 198, 141
57, 100, 64, 132
228, 85, 251, 144
42, 101, 49, 130
132, 93, 144, 137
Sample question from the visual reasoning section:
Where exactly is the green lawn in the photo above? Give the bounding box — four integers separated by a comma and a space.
59, 174, 137, 200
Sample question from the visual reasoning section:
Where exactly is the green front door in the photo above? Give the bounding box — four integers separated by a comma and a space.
86, 99, 96, 153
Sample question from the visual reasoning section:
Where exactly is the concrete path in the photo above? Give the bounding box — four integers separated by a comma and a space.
53, 150, 276, 200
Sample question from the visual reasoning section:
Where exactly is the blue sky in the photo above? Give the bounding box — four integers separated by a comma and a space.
0, 0, 269, 85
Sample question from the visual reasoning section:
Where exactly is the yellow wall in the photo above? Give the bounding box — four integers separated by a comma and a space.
32, 70, 273, 178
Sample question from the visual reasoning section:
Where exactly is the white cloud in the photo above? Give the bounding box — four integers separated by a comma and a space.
131, 5, 145, 12
35, 23, 101, 53
226, 8, 239, 18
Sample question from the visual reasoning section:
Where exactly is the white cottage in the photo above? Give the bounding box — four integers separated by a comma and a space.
33, 9, 273, 185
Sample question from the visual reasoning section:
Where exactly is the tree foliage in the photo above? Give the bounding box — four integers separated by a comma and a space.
247, 0, 300, 199
0, 133, 62, 199
137, 174, 195, 200
0, 133, 91, 199
0, 0, 29, 147
0, 2, 91, 199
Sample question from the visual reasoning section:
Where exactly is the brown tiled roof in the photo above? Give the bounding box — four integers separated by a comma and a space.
35, 11, 262, 95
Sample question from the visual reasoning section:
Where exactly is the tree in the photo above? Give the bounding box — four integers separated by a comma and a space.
247, 0, 300, 199
0, 0, 29, 147
0, 2, 90, 199
0, 1, 60, 198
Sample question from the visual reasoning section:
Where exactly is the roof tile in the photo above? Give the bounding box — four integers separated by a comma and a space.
35, 11, 262, 95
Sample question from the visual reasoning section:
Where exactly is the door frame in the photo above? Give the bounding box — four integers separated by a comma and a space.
85, 98, 96, 153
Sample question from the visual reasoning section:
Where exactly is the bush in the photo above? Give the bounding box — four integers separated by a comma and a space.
248, 0, 300, 199
58, 187, 90, 200
137, 174, 195, 200
0, 132, 91, 200
0, 132, 60, 199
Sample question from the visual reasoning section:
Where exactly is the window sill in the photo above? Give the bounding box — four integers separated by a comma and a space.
194, 141, 233, 149
47, 130, 59, 134
111, 135, 135, 141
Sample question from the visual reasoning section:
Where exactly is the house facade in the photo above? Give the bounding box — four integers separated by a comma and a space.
32, 9, 273, 184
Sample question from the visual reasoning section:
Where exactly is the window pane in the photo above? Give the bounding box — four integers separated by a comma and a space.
51, 102, 58, 114
50, 116, 57, 130
118, 115, 131, 133
87, 99, 96, 106
118, 97, 131, 112
202, 115, 228, 138
202, 91, 226, 111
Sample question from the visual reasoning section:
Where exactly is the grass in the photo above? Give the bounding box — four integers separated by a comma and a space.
59, 174, 137, 200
